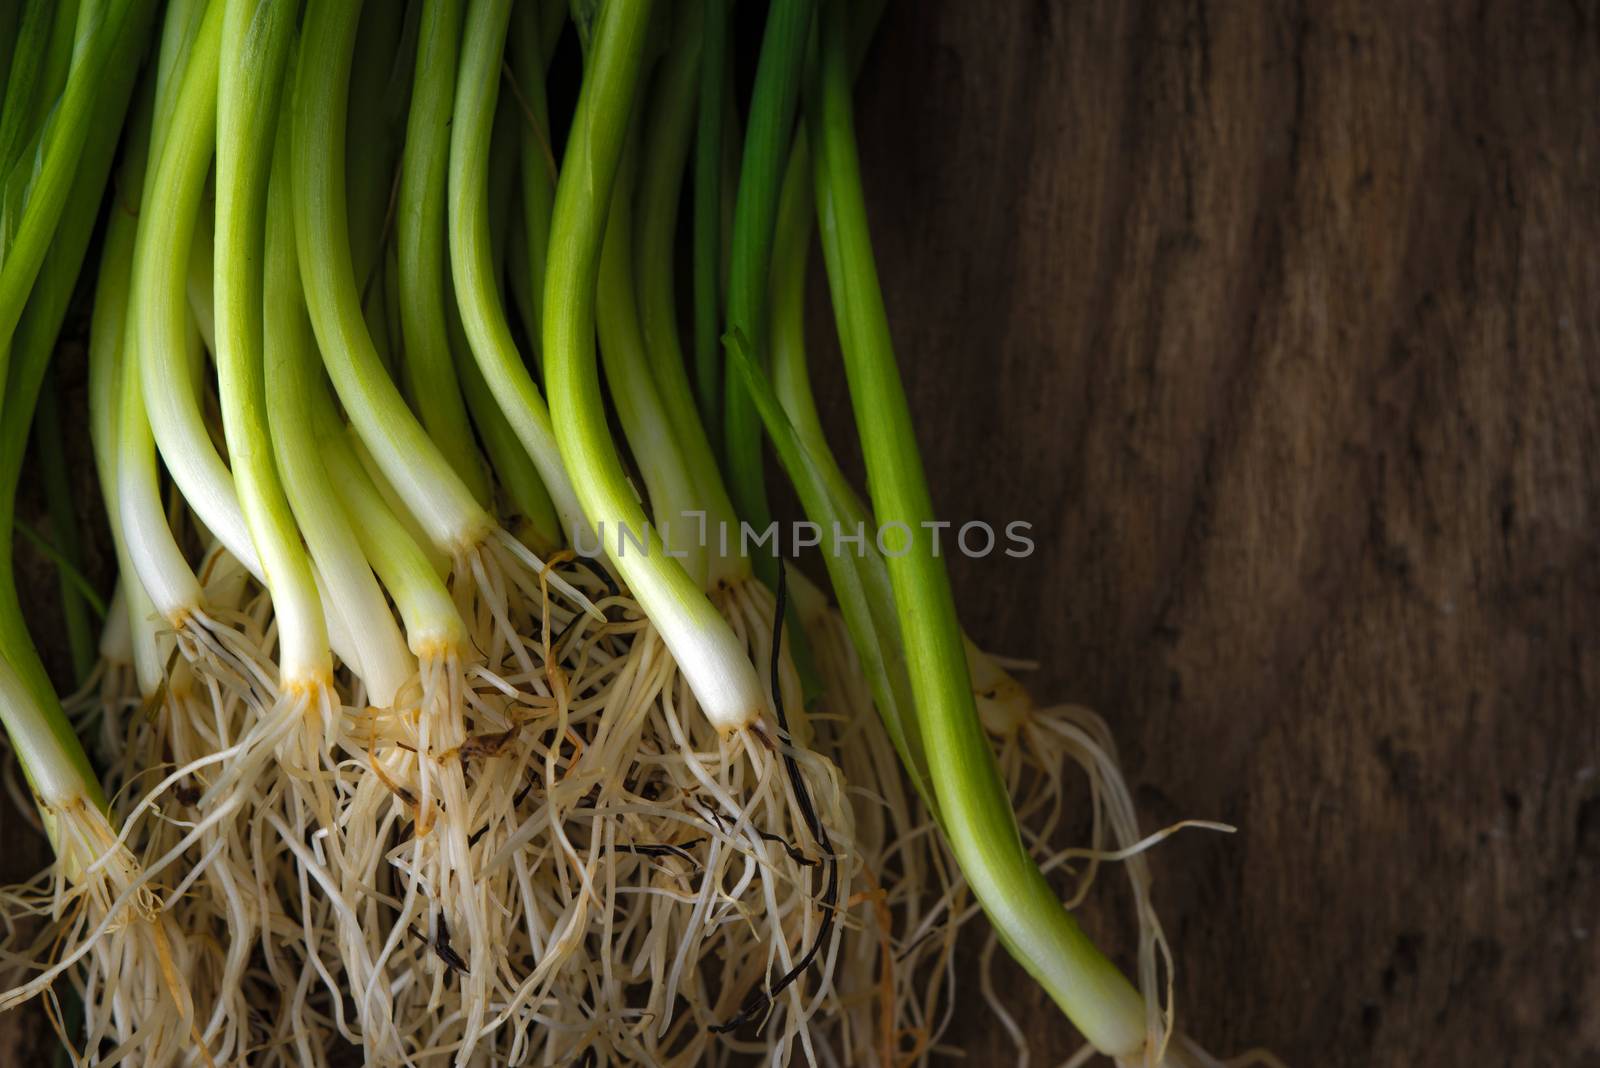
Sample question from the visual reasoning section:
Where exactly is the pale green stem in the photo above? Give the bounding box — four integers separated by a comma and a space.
215, 0, 328, 684
396, 0, 492, 503
293, 0, 495, 557
448, 0, 588, 547
545, 0, 765, 732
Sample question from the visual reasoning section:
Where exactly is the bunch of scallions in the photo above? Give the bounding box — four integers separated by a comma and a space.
0, 0, 1267, 1065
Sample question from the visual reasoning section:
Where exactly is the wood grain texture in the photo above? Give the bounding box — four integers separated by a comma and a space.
810, 0, 1600, 1064
4, 1, 1599, 1065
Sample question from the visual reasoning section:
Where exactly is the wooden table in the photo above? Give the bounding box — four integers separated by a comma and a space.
834, 2, 1599, 1064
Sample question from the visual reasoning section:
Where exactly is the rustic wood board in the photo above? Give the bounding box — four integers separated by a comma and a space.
4, 1, 1598, 1065
819, 1, 1600, 1064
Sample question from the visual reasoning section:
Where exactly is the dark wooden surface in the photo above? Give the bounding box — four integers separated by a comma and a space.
6, 1, 1600, 1065
822, 1, 1600, 1065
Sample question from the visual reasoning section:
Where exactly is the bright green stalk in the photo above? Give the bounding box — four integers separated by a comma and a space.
724, 333, 931, 811
117, 308, 205, 623
264, 107, 419, 701
0, 0, 135, 397
132, 0, 267, 579
113, 3, 210, 627
33, 366, 95, 682
719, 0, 814, 585
0, 0, 57, 177
447, 162, 560, 550
768, 0, 885, 440
810, 5, 1146, 1055
634, 0, 742, 587
734, 0, 928, 800
692, 0, 729, 442
396, 0, 491, 504
149, 0, 211, 145
294, 0, 494, 558
25, 0, 82, 127
453, 316, 560, 552
0, 0, 157, 829
449, 0, 587, 547
15, 0, 78, 152
595, 131, 714, 586
215, 0, 327, 685
546, 0, 765, 731
768, 140, 859, 515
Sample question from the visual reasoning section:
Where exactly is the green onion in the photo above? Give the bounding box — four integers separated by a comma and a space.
396, 0, 492, 504
719, 0, 813, 576
0, 0, 136, 397
132, 0, 263, 584
294, 0, 493, 558
809, 4, 1151, 1057
264, 90, 419, 705
448, 0, 587, 545
215, 0, 326, 688
0, 4, 1234, 1060
0, 0, 60, 178
545, 0, 766, 732
633, 0, 744, 589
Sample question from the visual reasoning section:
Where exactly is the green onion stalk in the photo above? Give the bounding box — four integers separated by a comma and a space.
86, 50, 272, 1066
395, 0, 492, 508
274, 34, 529, 1052
0, 0, 140, 395
702, 9, 1206, 1061
121, 0, 369, 705
260, 109, 427, 1061
701, 0, 1202, 1060
0, 1, 1244, 1062
291, 2, 637, 1057
445, 13, 841, 1058
695, 0, 829, 699
215, 2, 420, 1059
754, 135, 968, 1068
795, 4, 1228, 1063
444, 0, 592, 554
99, 3, 377, 1060
0, 1, 214, 1060
97, 4, 266, 929
541, 1, 859, 1055
747, 132, 1191, 1068
452, 1, 562, 548
447, 0, 567, 556
683, 2, 984, 1054
111, 2, 411, 1058
715, 0, 812, 570
294, 0, 599, 668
